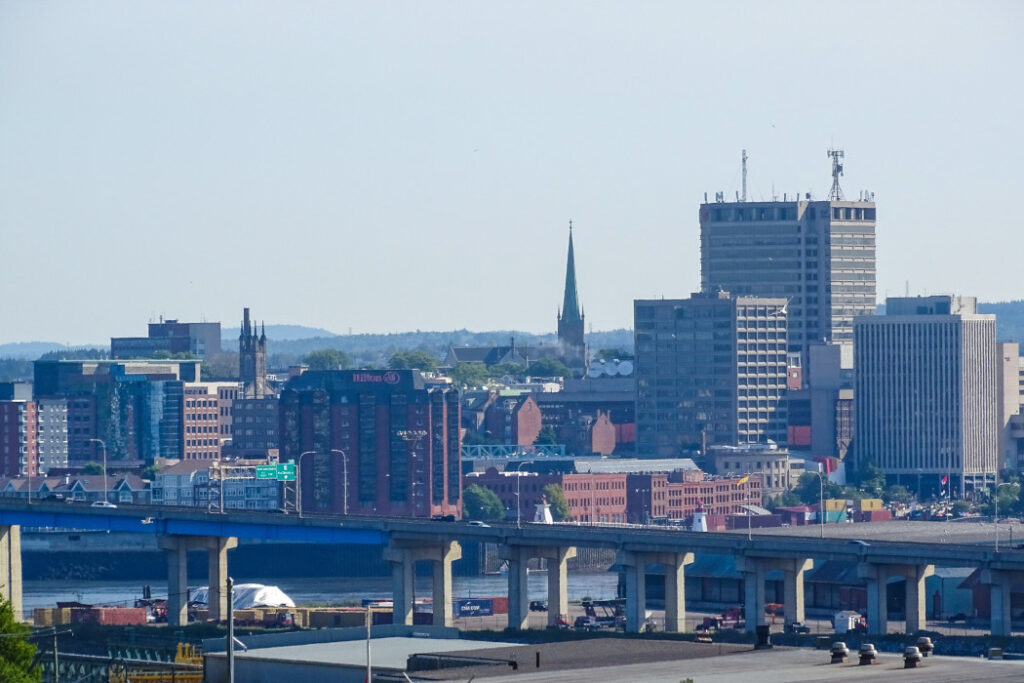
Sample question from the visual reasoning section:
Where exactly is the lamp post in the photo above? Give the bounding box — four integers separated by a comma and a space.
815, 470, 826, 539
512, 461, 530, 528
87, 438, 108, 505
581, 464, 597, 525
296, 451, 316, 517
995, 481, 1015, 553
331, 449, 349, 516
397, 430, 428, 518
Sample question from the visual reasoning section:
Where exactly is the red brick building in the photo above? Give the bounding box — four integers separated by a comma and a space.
483, 395, 542, 446
280, 370, 460, 518
0, 401, 38, 478
464, 466, 760, 525
561, 471, 628, 523
664, 473, 762, 521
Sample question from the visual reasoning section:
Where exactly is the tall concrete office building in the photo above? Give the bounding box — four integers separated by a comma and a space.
699, 160, 876, 378
635, 292, 788, 458
854, 296, 997, 496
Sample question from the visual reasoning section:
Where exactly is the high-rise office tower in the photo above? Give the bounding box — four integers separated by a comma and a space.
699, 154, 876, 378
854, 296, 997, 496
634, 292, 788, 457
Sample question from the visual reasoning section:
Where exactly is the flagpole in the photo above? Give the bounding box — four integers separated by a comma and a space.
746, 470, 752, 542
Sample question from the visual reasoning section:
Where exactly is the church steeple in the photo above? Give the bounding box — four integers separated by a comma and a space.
557, 221, 586, 373
561, 221, 582, 322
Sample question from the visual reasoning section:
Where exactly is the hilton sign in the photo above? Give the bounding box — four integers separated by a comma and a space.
351, 371, 401, 384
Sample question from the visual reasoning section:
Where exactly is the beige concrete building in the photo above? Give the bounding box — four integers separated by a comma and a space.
854, 296, 997, 495
710, 443, 793, 497
635, 292, 788, 457
700, 196, 876, 381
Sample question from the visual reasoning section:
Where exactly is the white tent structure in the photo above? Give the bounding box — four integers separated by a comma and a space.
190, 583, 295, 609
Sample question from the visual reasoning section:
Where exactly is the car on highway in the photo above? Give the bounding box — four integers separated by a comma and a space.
90, 501, 118, 509
466, 520, 490, 528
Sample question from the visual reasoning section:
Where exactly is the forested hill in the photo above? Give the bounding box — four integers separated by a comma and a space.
261, 329, 634, 368
979, 301, 1024, 343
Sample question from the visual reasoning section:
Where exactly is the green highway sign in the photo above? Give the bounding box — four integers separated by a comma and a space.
256, 465, 278, 480
256, 464, 296, 481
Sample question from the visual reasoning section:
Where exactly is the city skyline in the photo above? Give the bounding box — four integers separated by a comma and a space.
2, 2, 1022, 343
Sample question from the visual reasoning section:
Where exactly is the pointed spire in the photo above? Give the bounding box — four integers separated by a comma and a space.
560, 221, 582, 322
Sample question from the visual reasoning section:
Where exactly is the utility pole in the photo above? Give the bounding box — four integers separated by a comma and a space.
53, 629, 59, 682
227, 576, 234, 683
365, 605, 373, 683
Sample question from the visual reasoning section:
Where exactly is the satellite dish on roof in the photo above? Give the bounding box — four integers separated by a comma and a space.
604, 362, 619, 377
617, 360, 634, 376
588, 363, 604, 378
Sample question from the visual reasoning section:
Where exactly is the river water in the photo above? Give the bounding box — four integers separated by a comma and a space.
22, 571, 619, 619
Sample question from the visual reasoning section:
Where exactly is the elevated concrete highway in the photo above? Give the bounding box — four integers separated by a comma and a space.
2, 500, 1023, 635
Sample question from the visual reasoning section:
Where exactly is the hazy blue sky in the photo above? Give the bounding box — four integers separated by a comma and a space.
2, 1, 1021, 344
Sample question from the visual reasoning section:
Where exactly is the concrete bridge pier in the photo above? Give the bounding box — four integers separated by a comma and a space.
158, 535, 238, 627
384, 540, 462, 627
981, 568, 1018, 636
618, 551, 693, 633
858, 562, 933, 634
735, 556, 812, 633
501, 544, 576, 629
0, 524, 22, 621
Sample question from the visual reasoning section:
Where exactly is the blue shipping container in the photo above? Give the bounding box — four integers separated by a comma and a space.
454, 599, 494, 617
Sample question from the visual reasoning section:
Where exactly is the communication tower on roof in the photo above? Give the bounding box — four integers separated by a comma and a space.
741, 149, 748, 202
827, 149, 845, 201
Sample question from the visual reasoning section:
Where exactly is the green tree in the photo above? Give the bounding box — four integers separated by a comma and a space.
766, 491, 801, 510
982, 481, 1021, 517
856, 460, 886, 497
882, 484, 914, 505
951, 499, 972, 516
303, 348, 352, 371
534, 425, 558, 446
793, 472, 843, 506
525, 357, 571, 378
151, 350, 198, 360
389, 350, 439, 372
594, 348, 633, 361
461, 429, 486, 446
488, 362, 526, 379
462, 484, 505, 521
449, 362, 490, 389
0, 594, 40, 683
542, 483, 572, 521
80, 462, 104, 475
201, 352, 240, 380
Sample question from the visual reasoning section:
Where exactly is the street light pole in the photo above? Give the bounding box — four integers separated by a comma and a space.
397, 430, 428, 518
513, 461, 530, 528
995, 480, 1014, 553
298, 450, 349, 517
817, 471, 825, 539
330, 449, 348, 515
87, 438, 108, 505
296, 451, 316, 517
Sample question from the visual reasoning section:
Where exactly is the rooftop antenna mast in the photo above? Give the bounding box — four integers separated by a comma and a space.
827, 149, 845, 200
741, 149, 748, 202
